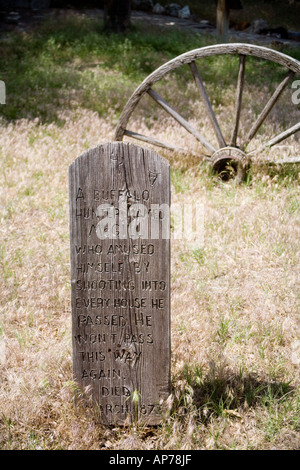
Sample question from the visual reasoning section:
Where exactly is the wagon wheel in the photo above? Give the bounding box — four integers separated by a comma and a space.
115, 43, 300, 181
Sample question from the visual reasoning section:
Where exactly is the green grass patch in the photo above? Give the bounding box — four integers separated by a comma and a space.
0, 15, 212, 124
1, 12, 297, 126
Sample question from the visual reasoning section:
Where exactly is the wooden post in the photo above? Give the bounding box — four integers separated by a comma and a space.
69, 142, 171, 425
217, 0, 230, 41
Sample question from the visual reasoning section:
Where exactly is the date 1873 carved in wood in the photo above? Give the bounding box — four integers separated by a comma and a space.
69, 142, 171, 425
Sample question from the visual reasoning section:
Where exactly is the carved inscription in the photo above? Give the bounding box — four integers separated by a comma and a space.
69, 142, 170, 425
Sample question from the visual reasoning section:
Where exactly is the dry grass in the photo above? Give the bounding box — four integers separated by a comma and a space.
0, 104, 299, 449
0, 15, 299, 451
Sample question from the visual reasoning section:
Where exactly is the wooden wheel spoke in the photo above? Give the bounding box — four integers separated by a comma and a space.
147, 87, 216, 154
243, 69, 295, 148
124, 130, 208, 159
189, 61, 226, 148
115, 44, 300, 178
124, 129, 178, 151
265, 121, 300, 147
231, 54, 246, 147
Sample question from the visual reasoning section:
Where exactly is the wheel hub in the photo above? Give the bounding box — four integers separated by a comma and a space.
210, 147, 250, 182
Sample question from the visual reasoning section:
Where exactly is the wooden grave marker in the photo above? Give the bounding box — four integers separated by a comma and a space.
69, 142, 171, 425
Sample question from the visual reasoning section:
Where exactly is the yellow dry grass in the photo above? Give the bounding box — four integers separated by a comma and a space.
0, 89, 299, 449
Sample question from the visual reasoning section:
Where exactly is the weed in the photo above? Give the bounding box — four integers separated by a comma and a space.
0, 10, 299, 451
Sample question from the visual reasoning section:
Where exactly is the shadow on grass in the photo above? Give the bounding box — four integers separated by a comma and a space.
1, 10, 299, 127
0, 14, 131, 125
0, 12, 214, 126
176, 363, 295, 421
241, 161, 300, 186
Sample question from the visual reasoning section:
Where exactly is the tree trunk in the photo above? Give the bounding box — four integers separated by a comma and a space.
217, 0, 230, 41
104, 0, 132, 33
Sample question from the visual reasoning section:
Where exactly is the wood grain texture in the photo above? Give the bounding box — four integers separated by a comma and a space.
189, 61, 226, 149
69, 142, 171, 425
124, 130, 209, 160
243, 69, 295, 148
216, 0, 230, 39
124, 129, 178, 150
147, 88, 216, 154
231, 54, 246, 147
266, 121, 300, 147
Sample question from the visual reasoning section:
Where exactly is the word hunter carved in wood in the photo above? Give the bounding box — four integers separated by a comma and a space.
69, 142, 171, 425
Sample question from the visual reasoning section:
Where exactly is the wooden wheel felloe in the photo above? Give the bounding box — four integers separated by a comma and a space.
115, 43, 300, 180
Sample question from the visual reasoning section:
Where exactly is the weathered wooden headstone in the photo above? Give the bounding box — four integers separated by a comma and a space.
69, 142, 171, 425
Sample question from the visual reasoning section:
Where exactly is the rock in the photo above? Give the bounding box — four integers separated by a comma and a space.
153, 3, 165, 14
165, 3, 181, 17
6, 11, 21, 23
248, 19, 268, 34
199, 20, 210, 26
248, 19, 289, 39
178, 5, 191, 19
198, 20, 213, 29
134, 0, 154, 12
